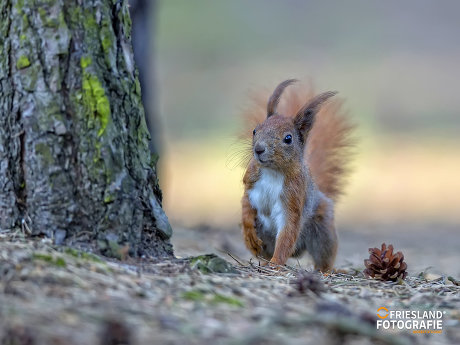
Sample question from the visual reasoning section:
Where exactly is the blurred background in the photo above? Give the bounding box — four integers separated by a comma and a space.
138, 0, 460, 275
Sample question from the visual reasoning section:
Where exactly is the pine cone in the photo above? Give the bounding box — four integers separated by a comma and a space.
364, 243, 407, 281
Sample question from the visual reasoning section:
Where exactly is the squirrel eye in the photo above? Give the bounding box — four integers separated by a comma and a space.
253, 129, 256, 136
284, 134, 292, 144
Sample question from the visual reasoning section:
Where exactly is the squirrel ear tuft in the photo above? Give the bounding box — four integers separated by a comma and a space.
267, 79, 298, 118
294, 91, 337, 141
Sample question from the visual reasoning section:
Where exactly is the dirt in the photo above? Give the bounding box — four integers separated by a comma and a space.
171, 223, 460, 277
0, 230, 459, 345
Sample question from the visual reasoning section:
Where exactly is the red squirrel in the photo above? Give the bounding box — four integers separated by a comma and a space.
241, 79, 353, 271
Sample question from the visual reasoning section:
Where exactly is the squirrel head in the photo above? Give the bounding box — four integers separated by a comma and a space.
252, 79, 337, 171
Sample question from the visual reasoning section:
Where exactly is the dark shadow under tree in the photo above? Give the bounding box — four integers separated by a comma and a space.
0, 0, 173, 258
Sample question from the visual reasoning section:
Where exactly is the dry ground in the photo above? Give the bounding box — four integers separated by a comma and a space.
0, 230, 459, 345
171, 223, 460, 278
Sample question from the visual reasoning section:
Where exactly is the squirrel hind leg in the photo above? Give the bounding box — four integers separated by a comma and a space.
304, 200, 338, 272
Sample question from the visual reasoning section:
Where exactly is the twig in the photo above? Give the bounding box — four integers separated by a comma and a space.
226, 252, 245, 266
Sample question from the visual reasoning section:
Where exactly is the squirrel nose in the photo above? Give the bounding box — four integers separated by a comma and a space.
254, 144, 265, 155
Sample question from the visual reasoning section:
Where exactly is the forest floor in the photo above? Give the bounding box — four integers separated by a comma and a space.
0, 227, 459, 345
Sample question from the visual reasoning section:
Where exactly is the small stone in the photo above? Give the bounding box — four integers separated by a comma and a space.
424, 273, 442, 281
190, 254, 238, 274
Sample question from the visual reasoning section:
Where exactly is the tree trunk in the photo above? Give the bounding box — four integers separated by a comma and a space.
0, 0, 173, 258
129, 0, 160, 154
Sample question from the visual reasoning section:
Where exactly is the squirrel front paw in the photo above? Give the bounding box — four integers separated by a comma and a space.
269, 257, 285, 267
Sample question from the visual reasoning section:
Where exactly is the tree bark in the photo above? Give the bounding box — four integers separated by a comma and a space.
129, 0, 160, 154
0, 0, 173, 258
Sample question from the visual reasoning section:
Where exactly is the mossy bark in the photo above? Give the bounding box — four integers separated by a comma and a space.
0, 0, 173, 258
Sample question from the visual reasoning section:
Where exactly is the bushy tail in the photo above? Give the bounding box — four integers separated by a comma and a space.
305, 95, 355, 201
241, 83, 354, 201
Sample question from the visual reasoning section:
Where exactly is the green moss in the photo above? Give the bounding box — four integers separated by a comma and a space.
14, 0, 24, 11
81, 77, 94, 126
182, 290, 244, 307
190, 254, 238, 274
211, 294, 244, 307
150, 153, 159, 168
93, 140, 102, 163
137, 114, 149, 144
103, 194, 115, 204
16, 55, 30, 69
33, 253, 53, 262
22, 13, 29, 28
58, 12, 66, 28
80, 56, 92, 69
100, 21, 113, 54
134, 77, 141, 96
96, 97, 110, 136
83, 10, 97, 31
64, 247, 80, 257
55, 257, 67, 267
67, 6, 82, 26
35, 1, 67, 28
80, 57, 111, 137
20, 34, 26, 42
182, 290, 206, 301
101, 35, 111, 52
38, 7, 46, 19
33, 254, 67, 267
120, 3, 132, 39
63, 247, 103, 263
34, 142, 53, 164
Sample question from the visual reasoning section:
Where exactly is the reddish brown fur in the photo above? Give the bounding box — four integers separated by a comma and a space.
241, 156, 306, 266
266, 79, 297, 117
240, 80, 353, 270
271, 171, 305, 265
241, 160, 260, 256
241, 169, 262, 256
240, 83, 354, 201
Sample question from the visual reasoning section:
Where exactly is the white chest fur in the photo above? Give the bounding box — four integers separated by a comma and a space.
248, 168, 286, 237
